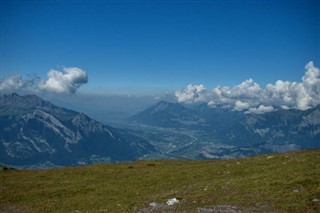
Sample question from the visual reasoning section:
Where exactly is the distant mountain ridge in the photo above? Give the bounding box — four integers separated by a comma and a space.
0, 93, 156, 167
130, 101, 320, 159
129, 101, 206, 128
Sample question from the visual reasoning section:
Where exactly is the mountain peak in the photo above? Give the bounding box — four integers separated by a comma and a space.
10, 93, 20, 98
156, 100, 170, 105
146, 101, 186, 114
151, 101, 171, 113
0, 93, 51, 109
129, 101, 203, 128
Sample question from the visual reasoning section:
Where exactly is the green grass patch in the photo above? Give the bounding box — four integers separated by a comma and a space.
1, 150, 320, 212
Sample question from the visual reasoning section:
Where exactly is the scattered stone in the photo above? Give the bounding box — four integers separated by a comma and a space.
197, 205, 239, 213
166, 198, 180, 206
267, 156, 274, 159
312, 198, 320, 202
149, 202, 158, 207
140, 202, 168, 212
293, 189, 299, 193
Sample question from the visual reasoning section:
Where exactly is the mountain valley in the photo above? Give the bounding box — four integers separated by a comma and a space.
127, 101, 320, 160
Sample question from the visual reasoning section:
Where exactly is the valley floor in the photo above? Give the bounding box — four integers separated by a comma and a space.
1, 150, 320, 213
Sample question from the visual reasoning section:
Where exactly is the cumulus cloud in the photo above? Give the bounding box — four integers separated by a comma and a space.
38, 67, 88, 94
0, 74, 40, 92
211, 79, 262, 105
175, 61, 320, 113
246, 105, 275, 114
175, 84, 206, 103
263, 61, 320, 110
0, 67, 88, 94
0, 74, 25, 91
234, 100, 250, 111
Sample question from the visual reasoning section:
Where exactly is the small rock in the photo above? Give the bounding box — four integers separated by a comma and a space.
149, 202, 158, 207
293, 189, 299, 193
312, 198, 320, 202
166, 198, 179, 206
267, 156, 274, 159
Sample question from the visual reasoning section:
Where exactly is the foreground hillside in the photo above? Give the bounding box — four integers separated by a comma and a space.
1, 150, 320, 213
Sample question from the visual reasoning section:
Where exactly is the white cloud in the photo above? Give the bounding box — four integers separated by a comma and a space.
39, 67, 88, 94
175, 84, 207, 103
0, 67, 88, 94
0, 74, 25, 91
246, 105, 274, 114
175, 61, 320, 112
210, 79, 262, 107
0, 74, 40, 92
263, 61, 320, 110
234, 100, 250, 111
301, 61, 320, 108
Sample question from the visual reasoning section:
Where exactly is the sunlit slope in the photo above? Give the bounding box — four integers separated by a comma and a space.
1, 150, 320, 212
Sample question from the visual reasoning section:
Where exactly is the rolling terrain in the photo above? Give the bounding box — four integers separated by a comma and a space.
1, 150, 320, 212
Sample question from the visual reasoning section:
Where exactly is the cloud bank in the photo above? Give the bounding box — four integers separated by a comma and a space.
175, 61, 320, 113
0, 67, 88, 94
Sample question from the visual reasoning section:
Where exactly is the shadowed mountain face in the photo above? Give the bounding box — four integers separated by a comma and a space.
130, 101, 320, 159
0, 93, 156, 167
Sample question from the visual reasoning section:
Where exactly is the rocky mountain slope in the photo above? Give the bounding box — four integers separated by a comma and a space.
0, 93, 156, 167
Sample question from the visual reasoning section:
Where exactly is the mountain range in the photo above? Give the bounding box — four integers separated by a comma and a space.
1, 94, 319, 167
129, 101, 320, 159
0, 93, 156, 167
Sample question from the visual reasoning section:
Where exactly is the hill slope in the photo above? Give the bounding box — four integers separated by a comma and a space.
1, 150, 319, 212
0, 93, 156, 167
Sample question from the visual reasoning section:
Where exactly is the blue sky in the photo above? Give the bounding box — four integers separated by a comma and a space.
1, 0, 320, 96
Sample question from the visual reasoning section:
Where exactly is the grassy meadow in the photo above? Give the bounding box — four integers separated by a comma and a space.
1, 150, 320, 212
